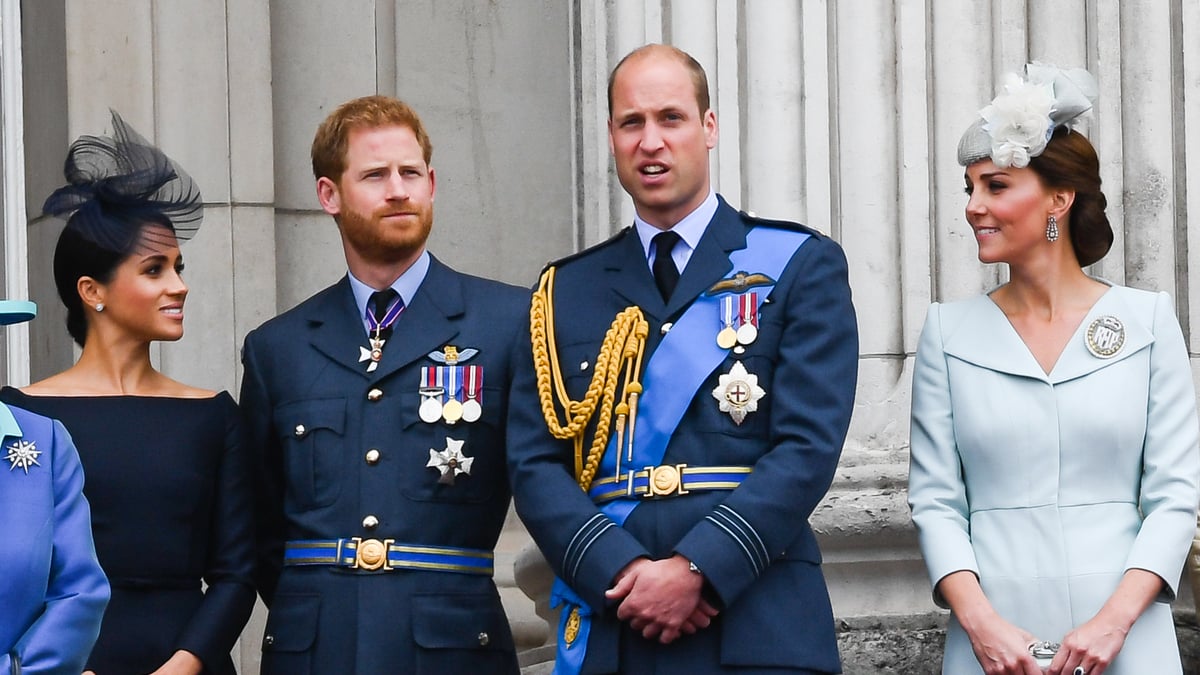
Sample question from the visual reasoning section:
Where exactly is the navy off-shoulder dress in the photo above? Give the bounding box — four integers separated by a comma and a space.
0, 388, 255, 675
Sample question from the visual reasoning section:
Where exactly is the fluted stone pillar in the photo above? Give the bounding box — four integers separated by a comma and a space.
515, 2, 1200, 671
13, 1, 1200, 673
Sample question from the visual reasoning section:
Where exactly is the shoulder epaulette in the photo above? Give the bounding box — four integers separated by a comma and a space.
540, 226, 633, 274
739, 209, 826, 238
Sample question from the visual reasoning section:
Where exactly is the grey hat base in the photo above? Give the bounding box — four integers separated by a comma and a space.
957, 119, 992, 166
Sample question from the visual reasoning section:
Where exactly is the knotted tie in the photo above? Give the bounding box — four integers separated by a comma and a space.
651, 231, 681, 301
369, 289, 401, 340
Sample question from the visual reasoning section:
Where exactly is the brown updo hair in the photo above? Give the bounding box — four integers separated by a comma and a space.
1028, 126, 1112, 266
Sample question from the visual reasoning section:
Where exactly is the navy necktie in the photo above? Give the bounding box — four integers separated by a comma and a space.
652, 231, 681, 301
369, 289, 400, 340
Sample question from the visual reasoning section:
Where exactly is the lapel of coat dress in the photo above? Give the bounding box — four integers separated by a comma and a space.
368, 255, 463, 383
1047, 286, 1154, 384
941, 287, 1154, 383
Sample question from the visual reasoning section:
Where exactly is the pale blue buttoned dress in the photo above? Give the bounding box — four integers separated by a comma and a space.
909, 285, 1200, 674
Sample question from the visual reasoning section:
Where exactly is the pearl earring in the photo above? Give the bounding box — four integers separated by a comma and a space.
1045, 215, 1059, 242
94, 303, 105, 312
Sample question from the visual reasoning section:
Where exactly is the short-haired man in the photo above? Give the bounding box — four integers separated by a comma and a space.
508, 45, 858, 673
242, 95, 523, 675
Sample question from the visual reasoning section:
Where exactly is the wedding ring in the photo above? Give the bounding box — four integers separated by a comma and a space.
1028, 640, 1059, 659
1073, 667, 1086, 675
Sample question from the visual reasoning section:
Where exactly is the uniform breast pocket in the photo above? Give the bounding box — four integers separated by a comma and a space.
402, 385, 504, 505
274, 398, 346, 509
559, 340, 603, 402
697, 353, 774, 437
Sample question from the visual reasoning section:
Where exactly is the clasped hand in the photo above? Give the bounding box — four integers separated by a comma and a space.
605, 555, 719, 644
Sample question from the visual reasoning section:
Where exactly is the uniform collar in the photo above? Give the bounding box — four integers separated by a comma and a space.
347, 249, 431, 330
633, 191, 718, 263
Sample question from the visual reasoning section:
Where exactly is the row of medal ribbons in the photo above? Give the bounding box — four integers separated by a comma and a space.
419, 364, 483, 424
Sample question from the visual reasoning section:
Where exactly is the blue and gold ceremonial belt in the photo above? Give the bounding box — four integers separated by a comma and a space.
284, 538, 493, 575
586, 464, 752, 503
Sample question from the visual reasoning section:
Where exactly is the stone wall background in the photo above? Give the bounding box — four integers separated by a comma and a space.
10, 1, 1200, 672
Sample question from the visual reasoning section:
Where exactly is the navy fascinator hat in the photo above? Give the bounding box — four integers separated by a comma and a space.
42, 110, 202, 252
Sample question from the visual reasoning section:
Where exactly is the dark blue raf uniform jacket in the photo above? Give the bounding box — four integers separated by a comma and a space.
508, 198, 858, 674
241, 256, 525, 675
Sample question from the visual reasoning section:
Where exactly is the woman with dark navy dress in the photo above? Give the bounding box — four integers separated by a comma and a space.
0, 111, 255, 675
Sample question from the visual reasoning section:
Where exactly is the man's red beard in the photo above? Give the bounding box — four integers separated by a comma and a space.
337, 203, 433, 264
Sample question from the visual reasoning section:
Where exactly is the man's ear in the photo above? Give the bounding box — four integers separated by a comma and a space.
317, 176, 342, 217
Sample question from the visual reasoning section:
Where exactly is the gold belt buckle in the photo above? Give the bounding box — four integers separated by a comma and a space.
642, 463, 688, 498
351, 537, 393, 571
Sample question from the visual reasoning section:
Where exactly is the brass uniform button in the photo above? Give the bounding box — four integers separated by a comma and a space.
367, 388, 383, 401
362, 515, 379, 530
478, 632, 489, 646
365, 448, 381, 464
293, 424, 306, 437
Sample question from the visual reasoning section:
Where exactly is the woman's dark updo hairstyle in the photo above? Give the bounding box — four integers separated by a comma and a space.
52, 217, 175, 347
1028, 125, 1113, 267
43, 110, 202, 347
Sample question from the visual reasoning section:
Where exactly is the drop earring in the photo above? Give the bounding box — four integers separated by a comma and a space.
1045, 215, 1059, 242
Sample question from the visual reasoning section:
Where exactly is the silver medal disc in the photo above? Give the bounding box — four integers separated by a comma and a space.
462, 399, 482, 423
736, 322, 758, 345
419, 396, 443, 423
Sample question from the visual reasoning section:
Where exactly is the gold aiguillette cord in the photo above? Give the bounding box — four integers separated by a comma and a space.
531, 266, 648, 491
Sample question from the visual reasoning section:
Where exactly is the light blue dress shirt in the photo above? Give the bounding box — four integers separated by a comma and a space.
633, 191, 718, 274
347, 250, 431, 335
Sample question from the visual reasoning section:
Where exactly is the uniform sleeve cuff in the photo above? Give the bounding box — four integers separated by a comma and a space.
562, 514, 649, 610
674, 514, 764, 607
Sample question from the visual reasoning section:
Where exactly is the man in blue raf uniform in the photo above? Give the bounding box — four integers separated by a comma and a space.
241, 96, 524, 675
508, 45, 858, 673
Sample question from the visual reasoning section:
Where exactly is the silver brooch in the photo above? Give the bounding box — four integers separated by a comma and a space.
1085, 315, 1125, 359
427, 437, 474, 485
5, 439, 41, 474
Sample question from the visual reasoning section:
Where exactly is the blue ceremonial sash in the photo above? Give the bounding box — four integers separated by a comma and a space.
552, 226, 811, 675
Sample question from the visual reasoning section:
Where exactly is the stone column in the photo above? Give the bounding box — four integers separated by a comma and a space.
516, 2, 1200, 672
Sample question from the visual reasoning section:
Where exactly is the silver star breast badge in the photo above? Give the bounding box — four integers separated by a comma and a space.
5, 439, 41, 474
712, 361, 765, 425
426, 437, 475, 485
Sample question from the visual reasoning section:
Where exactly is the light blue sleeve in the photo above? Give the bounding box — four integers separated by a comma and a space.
1123, 291, 1200, 600
907, 303, 980, 608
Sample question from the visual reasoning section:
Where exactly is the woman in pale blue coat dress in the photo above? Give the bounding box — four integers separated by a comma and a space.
908, 64, 1200, 675
0, 299, 109, 674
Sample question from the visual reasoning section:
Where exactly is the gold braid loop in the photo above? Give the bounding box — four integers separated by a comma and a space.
531, 266, 648, 491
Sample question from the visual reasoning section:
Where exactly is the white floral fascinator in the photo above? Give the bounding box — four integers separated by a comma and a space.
957, 62, 1098, 168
